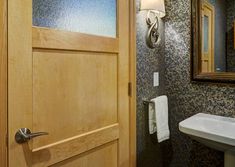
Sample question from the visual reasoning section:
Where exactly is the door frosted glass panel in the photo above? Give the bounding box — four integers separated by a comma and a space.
203, 16, 209, 53
33, 0, 116, 37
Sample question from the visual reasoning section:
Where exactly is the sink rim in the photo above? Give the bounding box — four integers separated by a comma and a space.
179, 113, 235, 147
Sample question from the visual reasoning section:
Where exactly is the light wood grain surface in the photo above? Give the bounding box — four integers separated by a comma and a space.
0, 0, 7, 166
8, 0, 135, 166
33, 27, 119, 53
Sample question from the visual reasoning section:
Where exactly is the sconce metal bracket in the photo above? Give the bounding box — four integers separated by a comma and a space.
146, 11, 160, 49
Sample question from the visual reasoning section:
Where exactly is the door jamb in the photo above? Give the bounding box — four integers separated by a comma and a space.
129, 0, 136, 166
0, 0, 8, 166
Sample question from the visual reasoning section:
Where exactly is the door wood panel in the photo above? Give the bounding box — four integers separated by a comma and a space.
8, 0, 131, 167
32, 125, 119, 166
51, 141, 118, 167
33, 51, 118, 149
32, 27, 119, 53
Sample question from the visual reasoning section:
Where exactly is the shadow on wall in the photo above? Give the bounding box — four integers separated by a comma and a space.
226, 26, 235, 71
137, 105, 173, 167
226, 0, 235, 71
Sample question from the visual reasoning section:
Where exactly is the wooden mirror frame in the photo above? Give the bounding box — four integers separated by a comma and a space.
191, 0, 235, 83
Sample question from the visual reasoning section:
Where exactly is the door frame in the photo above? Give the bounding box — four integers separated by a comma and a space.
0, 0, 136, 166
0, 0, 8, 166
129, 0, 136, 166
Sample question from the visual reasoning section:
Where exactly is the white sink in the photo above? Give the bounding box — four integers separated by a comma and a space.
179, 113, 235, 167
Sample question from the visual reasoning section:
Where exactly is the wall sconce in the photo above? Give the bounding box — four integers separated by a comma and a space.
140, 0, 166, 48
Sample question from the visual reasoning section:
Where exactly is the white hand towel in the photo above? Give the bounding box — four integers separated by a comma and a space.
151, 95, 170, 142
148, 103, 157, 134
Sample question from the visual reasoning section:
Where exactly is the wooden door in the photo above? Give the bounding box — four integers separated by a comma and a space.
201, 1, 214, 73
8, 1, 130, 167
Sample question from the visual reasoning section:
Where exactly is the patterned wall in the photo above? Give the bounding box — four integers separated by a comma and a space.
137, 0, 235, 166
136, 0, 169, 166
165, 0, 235, 166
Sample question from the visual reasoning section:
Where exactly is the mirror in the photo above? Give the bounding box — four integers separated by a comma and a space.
192, 0, 235, 83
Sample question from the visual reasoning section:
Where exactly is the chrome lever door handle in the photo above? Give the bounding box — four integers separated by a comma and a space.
15, 128, 48, 144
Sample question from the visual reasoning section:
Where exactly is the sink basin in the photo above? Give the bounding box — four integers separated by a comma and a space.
179, 113, 235, 167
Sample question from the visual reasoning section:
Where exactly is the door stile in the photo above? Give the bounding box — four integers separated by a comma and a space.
118, 0, 130, 166
8, 0, 33, 166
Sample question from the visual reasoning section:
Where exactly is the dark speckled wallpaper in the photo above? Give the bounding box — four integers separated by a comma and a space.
136, 0, 170, 166
137, 0, 235, 167
164, 0, 235, 165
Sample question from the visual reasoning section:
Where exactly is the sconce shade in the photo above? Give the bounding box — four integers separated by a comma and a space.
140, 0, 166, 18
